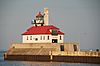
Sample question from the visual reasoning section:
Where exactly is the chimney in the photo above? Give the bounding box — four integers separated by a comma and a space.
44, 8, 49, 26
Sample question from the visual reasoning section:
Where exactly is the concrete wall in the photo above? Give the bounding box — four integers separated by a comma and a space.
22, 34, 64, 43
64, 42, 80, 51
11, 43, 60, 51
10, 42, 79, 52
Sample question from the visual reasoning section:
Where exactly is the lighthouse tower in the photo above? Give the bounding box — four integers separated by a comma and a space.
44, 8, 49, 26
32, 8, 49, 26
32, 12, 44, 26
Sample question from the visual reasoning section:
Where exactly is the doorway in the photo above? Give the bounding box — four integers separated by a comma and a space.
60, 45, 64, 51
52, 39, 58, 43
73, 45, 77, 51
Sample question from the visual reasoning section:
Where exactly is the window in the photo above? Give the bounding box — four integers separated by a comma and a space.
30, 36, 32, 40
52, 30, 58, 35
41, 24, 43, 26
34, 20, 36, 24
27, 36, 28, 40
40, 36, 42, 40
35, 38, 38, 41
43, 36, 45, 40
60, 36, 62, 40
52, 39, 58, 43
35, 24, 37, 26
47, 36, 49, 40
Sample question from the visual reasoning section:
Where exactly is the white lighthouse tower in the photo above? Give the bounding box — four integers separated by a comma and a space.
44, 8, 49, 26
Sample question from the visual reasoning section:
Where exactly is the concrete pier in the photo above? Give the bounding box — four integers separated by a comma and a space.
4, 43, 100, 64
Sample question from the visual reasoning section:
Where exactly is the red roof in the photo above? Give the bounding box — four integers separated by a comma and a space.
36, 12, 43, 17
22, 25, 64, 35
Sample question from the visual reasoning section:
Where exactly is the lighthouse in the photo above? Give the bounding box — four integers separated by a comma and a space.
22, 8, 64, 43
4, 8, 83, 63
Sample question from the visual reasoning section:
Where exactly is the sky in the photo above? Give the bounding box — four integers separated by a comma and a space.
0, 0, 100, 50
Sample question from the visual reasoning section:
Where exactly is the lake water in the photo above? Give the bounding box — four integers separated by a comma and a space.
0, 51, 100, 66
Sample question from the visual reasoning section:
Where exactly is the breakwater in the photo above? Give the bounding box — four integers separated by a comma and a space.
4, 54, 100, 64
4, 43, 100, 64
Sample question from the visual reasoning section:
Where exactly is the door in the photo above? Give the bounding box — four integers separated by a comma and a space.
60, 45, 64, 51
73, 45, 77, 51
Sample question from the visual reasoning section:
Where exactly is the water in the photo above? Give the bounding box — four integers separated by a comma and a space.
0, 51, 100, 66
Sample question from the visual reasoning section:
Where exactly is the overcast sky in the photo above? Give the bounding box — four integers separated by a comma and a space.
0, 0, 100, 50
